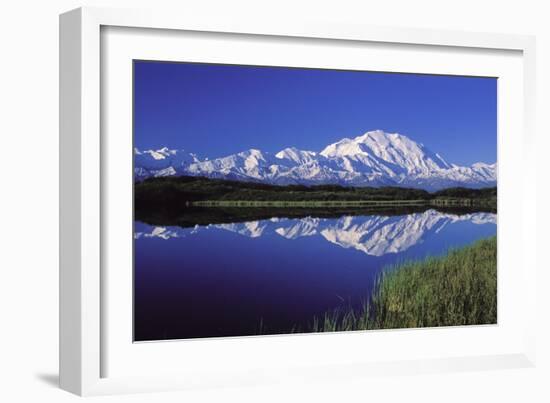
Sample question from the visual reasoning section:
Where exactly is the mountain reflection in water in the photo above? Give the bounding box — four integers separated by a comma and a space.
134, 209, 496, 341
134, 209, 496, 257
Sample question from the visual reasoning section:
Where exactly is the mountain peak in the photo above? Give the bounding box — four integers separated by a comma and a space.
134, 130, 496, 190
320, 130, 447, 172
239, 148, 264, 157
353, 129, 391, 143
275, 147, 317, 165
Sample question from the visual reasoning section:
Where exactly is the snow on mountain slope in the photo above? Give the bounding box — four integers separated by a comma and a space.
185, 149, 280, 181
134, 210, 497, 256
134, 147, 199, 179
275, 147, 318, 166
134, 130, 496, 191
320, 130, 452, 174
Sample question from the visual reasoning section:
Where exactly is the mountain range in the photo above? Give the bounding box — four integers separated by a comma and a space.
134, 130, 496, 191
134, 210, 496, 256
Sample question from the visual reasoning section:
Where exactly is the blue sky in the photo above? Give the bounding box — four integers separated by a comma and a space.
134, 61, 496, 166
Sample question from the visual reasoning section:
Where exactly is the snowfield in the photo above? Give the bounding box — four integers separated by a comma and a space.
134, 130, 496, 191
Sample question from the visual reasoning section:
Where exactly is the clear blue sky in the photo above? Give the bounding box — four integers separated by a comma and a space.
134, 61, 496, 166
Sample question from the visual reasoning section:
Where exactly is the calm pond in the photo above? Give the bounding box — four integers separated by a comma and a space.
134, 209, 496, 341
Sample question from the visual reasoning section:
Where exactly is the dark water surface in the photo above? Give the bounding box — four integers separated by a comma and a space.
134, 209, 496, 341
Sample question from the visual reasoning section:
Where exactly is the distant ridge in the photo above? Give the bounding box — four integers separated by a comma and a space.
134, 130, 496, 191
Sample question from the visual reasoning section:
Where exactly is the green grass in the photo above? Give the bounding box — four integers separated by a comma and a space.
192, 199, 428, 208
135, 175, 496, 208
306, 236, 497, 332
192, 199, 495, 209
136, 204, 488, 229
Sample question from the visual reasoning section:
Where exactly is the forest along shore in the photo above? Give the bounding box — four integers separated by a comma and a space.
135, 175, 497, 210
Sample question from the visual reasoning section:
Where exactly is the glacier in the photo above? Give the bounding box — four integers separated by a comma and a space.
134, 130, 496, 191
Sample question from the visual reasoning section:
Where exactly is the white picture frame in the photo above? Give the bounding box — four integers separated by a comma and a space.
59, 6, 537, 396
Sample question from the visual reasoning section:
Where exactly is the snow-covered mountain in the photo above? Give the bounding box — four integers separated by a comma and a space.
134, 147, 199, 178
134, 210, 496, 256
134, 130, 496, 191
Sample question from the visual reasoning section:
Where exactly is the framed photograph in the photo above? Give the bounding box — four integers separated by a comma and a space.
60, 7, 537, 396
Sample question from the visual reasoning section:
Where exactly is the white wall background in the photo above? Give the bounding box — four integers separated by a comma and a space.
0, 0, 548, 401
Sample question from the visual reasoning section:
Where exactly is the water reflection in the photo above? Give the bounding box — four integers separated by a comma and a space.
134, 209, 496, 340
135, 209, 496, 256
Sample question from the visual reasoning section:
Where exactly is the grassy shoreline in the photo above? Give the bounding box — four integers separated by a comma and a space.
192, 198, 493, 208
136, 204, 495, 228
135, 176, 496, 227
135, 175, 497, 210
305, 236, 497, 333
192, 199, 428, 208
